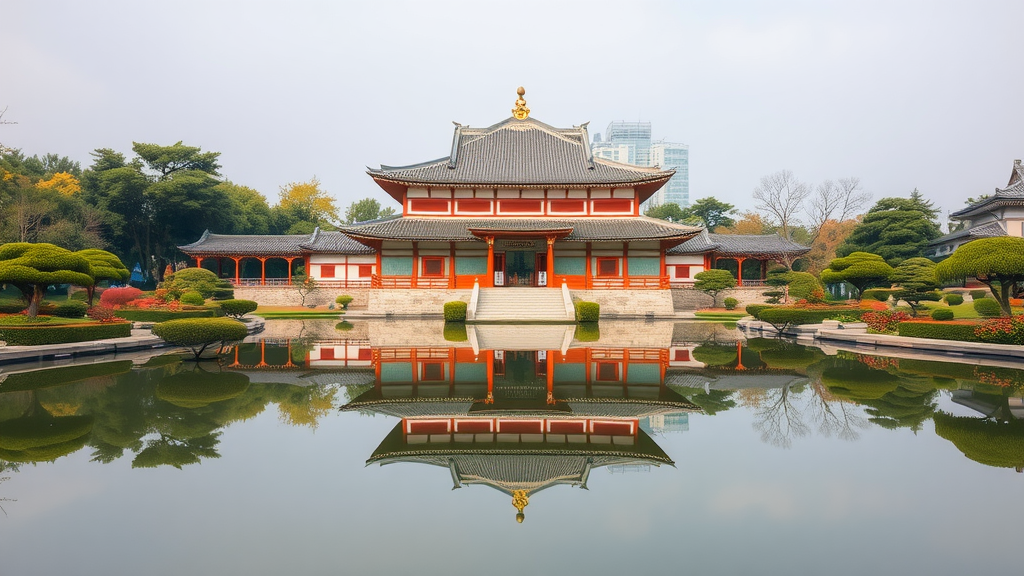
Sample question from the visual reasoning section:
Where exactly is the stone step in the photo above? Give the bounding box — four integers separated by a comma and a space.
474, 287, 570, 322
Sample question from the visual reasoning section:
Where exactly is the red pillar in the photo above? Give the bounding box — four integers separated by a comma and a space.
448, 243, 456, 289
736, 257, 745, 287
486, 350, 495, 403
585, 243, 592, 289
659, 242, 667, 288
546, 350, 555, 404
233, 257, 241, 285
486, 236, 495, 288
286, 257, 295, 284
622, 241, 629, 288
195, 257, 204, 269
546, 236, 555, 288
411, 241, 419, 288
259, 257, 267, 286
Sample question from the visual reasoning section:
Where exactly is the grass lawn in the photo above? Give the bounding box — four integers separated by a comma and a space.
694, 311, 747, 320
254, 306, 343, 319
0, 315, 94, 326
919, 300, 1023, 320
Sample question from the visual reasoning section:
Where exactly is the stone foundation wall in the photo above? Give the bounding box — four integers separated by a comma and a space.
569, 289, 675, 317
671, 287, 771, 310
368, 289, 472, 317
233, 287, 371, 308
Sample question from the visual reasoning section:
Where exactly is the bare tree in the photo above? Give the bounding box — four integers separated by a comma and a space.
753, 170, 811, 242
751, 381, 810, 448
806, 176, 870, 242
807, 381, 867, 441
0, 106, 16, 155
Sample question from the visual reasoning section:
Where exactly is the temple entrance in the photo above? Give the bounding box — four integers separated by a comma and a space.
493, 239, 549, 287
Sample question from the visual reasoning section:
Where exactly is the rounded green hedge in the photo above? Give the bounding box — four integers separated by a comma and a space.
787, 272, 824, 300
930, 308, 954, 321
53, 300, 88, 318
443, 301, 467, 322
218, 299, 258, 318
151, 318, 249, 358
115, 308, 215, 322
973, 297, 1001, 317
969, 290, 988, 300
335, 321, 354, 331
897, 322, 980, 342
723, 297, 738, 310
335, 295, 354, 309
862, 288, 896, 302
575, 301, 600, 322
0, 322, 132, 346
745, 304, 774, 318
943, 293, 964, 305
180, 290, 205, 306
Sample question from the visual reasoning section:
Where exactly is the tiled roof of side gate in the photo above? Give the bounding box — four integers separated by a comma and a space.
339, 216, 702, 242
928, 221, 1007, 246
178, 229, 376, 256
367, 117, 675, 188
667, 230, 809, 256
177, 230, 313, 256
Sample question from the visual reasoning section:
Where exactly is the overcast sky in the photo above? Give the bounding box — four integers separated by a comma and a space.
3, 0, 1022, 226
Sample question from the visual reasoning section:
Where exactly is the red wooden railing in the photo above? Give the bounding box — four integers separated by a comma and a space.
231, 278, 373, 288
370, 275, 451, 289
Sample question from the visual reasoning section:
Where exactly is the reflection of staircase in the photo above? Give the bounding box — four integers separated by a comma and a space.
472, 288, 574, 323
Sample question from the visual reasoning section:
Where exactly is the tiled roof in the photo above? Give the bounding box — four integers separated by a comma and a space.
178, 229, 375, 256
340, 216, 701, 243
178, 230, 312, 256
950, 159, 1024, 218
367, 117, 674, 188
300, 230, 375, 254
667, 230, 809, 256
928, 221, 1006, 246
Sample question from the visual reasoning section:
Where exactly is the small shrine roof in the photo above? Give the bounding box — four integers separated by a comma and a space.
177, 230, 312, 256
367, 117, 675, 191
300, 230, 376, 254
340, 216, 701, 243
667, 230, 809, 257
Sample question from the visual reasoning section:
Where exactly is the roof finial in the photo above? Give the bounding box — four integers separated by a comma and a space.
512, 87, 530, 120
512, 489, 529, 523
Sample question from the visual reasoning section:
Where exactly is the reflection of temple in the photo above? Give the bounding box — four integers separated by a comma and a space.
341, 345, 698, 521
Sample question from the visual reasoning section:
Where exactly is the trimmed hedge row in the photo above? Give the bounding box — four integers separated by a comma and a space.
931, 308, 954, 321
896, 322, 981, 342
53, 301, 88, 318
575, 301, 600, 322
115, 308, 215, 322
443, 301, 467, 322
756, 307, 865, 326
0, 322, 132, 346
745, 304, 774, 318
973, 298, 1001, 317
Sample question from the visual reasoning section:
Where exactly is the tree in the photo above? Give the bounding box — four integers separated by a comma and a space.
294, 273, 320, 307
684, 197, 736, 229
77, 249, 130, 305
644, 202, 689, 223
806, 177, 870, 243
151, 318, 249, 359
0, 243, 94, 316
715, 212, 773, 235
889, 257, 940, 316
836, 193, 941, 265
819, 252, 894, 300
345, 197, 396, 224
132, 141, 221, 179
692, 269, 736, 306
935, 237, 1024, 316
217, 182, 272, 235
753, 170, 811, 241
277, 177, 339, 233
803, 219, 858, 275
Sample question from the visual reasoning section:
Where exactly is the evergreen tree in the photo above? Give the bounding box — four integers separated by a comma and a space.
836, 190, 941, 264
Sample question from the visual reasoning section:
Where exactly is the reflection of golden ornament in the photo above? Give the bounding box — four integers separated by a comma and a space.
512, 86, 530, 120
512, 489, 529, 523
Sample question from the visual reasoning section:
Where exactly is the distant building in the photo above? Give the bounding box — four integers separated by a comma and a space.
927, 159, 1024, 259
592, 122, 689, 209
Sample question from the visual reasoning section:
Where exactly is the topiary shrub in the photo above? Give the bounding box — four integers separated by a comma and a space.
575, 322, 600, 342
786, 272, 824, 300
693, 269, 736, 306
335, 295, 354, 309
723, 297, 738, 310
151, 318, 249, 359
211, 279, 235, 300
862, 288, 896, 302
969, 289, 988, 300
973, 297, 1002, 317
757, 307, 866, 333
574, 301, 600, 322
820, 253, 893, 300
100, 286, 143, 307
443, 322, 468, 342
930, 308, 954, 321
443, 301, 468, 322
53, 301, 88, 318
218, 299, 258, 319
162, 267, 220, 299
115, 308, 214, 322
179, 291, 205, 306
745, 304, 773, 318
335, 321, 354, 332
944, 293, 964, 306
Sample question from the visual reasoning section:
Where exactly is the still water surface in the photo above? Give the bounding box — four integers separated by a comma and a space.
1, 320, 1022, 575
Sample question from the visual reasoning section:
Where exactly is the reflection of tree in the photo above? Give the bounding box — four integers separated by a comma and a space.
0, 413, 94, 463
691, 344, 737, 367
934, 412, 1024, 471
275, 384, 338, 430
752, 381, 809, 448
668, 386, 736, 415
807, 381, 866, 440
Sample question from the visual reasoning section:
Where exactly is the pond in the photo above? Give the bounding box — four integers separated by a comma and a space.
0, 319, 1022, 575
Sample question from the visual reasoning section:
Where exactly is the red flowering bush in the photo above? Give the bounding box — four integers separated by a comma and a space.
861, 310, 911, 334
122, 297, 165, 309
859, 299, 889, 311
974, 315, 1024, 345
807, 287, 826, 304
99, 286, 143, 307
87, 306, 122, 323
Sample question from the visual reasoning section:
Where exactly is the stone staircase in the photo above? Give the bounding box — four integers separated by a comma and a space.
472, 287, 574, 323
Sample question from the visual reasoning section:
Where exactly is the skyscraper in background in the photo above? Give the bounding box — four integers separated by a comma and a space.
592, 121, 689, 209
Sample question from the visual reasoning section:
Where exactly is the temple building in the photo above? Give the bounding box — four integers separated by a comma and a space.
178, 89, 809, 313
927, 159, 1024, 259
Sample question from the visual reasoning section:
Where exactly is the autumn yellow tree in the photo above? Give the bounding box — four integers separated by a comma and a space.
805, 219, 859, 274
715, 212, 774, 235
275, 177, 339, 234
36, 172, 81, 196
